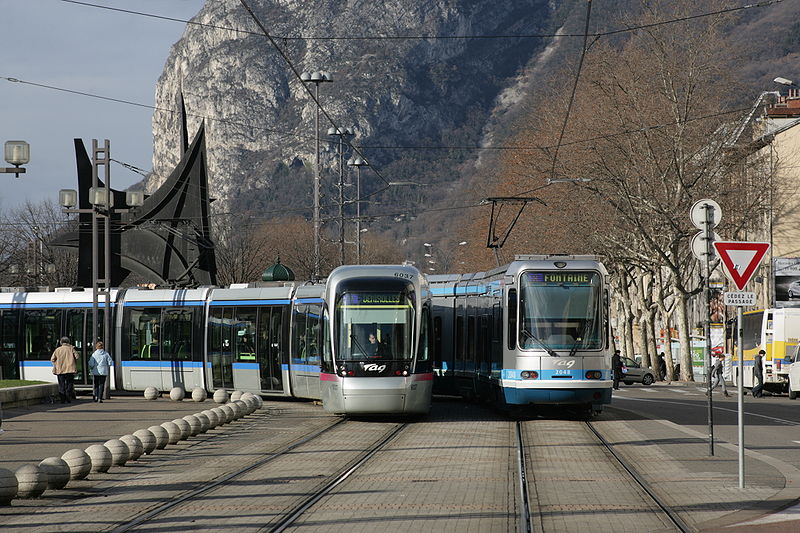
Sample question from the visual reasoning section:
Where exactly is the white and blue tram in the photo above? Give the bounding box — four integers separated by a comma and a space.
320, 265, 433, 415
430, 255, 612, 415
0, 265, 431, 415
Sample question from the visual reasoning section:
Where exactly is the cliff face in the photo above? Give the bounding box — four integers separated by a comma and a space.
151, 0, 559, 216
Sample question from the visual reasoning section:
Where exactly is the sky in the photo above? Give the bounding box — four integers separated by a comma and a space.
0, 0, 206, 211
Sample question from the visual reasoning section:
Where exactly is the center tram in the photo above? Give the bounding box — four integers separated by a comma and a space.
320, 264, 433, 415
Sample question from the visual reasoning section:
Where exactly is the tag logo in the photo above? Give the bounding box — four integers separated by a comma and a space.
364, 364, 387, 372
555, 360, 576, 368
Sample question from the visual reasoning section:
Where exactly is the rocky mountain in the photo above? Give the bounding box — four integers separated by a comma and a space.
150, 0, 800, 262
150, 0, 567, 240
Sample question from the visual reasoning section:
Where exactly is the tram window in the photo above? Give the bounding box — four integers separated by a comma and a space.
162, 309, 194, 361
433, 316, 442, 366
233, 307, 257, 362
418, 307, 431, 362
126, 308, 161, 360
456, 316, 464, 361
322, 307, 332, 365
468, 316, 476, 365
307, 304, 322, 365
24, 310, 61, 360
292, 304, 308, 364
507, 289, 517, 351
0, 310, 20, 380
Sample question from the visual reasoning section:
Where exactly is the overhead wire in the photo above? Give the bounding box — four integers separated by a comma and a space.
57, 0, 783, 42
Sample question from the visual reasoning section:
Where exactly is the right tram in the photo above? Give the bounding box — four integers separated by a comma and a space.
319, 265, 434, 415
430, 255, 612, 416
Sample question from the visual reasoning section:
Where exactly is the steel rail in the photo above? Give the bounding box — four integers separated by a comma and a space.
266, 423, 408, 533
110, 417, 346, 533
515, 421, 533, 533
585, 421, 693, 533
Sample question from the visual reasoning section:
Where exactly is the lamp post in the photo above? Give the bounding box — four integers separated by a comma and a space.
347, 157, 369, 264
1, 140, 30, 177
59, 139, 142, 398
328, 126, 354, 266
300, 70, 333, 279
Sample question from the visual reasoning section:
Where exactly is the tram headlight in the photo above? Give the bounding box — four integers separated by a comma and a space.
585, 371, 602, 379
520, 371, 538, 380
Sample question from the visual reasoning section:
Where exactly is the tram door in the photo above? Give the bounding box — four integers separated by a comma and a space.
68, 309, 106, 387
258, 306, 285, 391
209, 308, 234, 389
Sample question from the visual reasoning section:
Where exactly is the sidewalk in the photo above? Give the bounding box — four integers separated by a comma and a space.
0, 393, 225, 472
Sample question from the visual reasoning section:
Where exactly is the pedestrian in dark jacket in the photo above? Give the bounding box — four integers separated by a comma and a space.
658, 352, 667, 381
612, 350, 622, 390
752, 349, 765, 398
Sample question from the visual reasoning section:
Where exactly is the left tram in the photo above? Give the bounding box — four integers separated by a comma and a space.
320, 265, 434, 415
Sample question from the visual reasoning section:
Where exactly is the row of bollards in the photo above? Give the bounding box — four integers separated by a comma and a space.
0, 391, 264, 505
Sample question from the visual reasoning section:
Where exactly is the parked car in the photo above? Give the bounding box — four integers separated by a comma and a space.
621, 356, 656, 386
788, 346, 800, 399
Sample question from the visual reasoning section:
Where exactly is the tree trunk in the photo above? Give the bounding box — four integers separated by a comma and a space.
674, 286, 694, 382
662, 311, 676, 381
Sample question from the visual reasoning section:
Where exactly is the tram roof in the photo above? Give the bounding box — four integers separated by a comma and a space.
0, 288, 121, 306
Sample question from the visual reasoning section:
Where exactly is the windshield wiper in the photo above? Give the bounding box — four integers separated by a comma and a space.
568, 318, 594, 358
521, 328, 559, 357
349, 334, 366, 358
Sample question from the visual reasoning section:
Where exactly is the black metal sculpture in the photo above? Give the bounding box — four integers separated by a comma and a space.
52, 111, 217, 288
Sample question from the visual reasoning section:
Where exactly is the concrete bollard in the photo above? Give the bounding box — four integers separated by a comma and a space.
161, 421, 181, 445
169, 386, 185, 401
86, 445, 113, 473
236, 400, 249, 417
182, 414, 202, 436
61, 449, 92, 480
211, 407, 227, 426
133, 429, 157, 455
147, 425, 169, 450
194, 412, 210, 433
120, 434, 144, 461
15, 464, 48, 498
219, 404, 235, 423
228, 401, 243, 420
171, 418, 191, 441
144, 386, 159, 400
241, 393, 257, 413
230, 390, 243, 402
0, 468, 18, 505
38, 457, 70, 489
104, 439, 130, 466
203, 409, 220, 428
251, 394, 264, 410
213, 389, 229, 404
191, 387, 207, 402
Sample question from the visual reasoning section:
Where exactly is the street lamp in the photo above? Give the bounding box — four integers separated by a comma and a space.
300, 70, 333, 279
347, 156, 369, 264
2, 140, 30, 178
774, 76, 796, 87
329, 126, 354, 266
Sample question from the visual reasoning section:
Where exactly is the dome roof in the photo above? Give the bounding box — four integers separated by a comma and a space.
262, 258, 295, 282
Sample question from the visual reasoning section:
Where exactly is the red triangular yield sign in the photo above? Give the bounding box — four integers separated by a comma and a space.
712, 241, 770, 290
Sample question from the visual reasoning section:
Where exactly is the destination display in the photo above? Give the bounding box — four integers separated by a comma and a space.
524, 271, 596, 286
343, 293, 404, 305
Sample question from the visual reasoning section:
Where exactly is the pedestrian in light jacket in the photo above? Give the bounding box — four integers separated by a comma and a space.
51, 337, 78, 404
88, 341, 113, 403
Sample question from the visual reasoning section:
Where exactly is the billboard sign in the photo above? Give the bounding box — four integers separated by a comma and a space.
774, 257, 800, 308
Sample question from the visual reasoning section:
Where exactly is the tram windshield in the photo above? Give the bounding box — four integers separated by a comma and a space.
519, 270, 602, 351
335, 290, 415, 361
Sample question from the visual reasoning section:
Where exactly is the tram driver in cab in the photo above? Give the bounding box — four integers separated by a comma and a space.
365, 332, 391, 359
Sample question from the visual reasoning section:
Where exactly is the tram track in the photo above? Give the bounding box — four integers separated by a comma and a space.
113, 418, 408, 533
110, 417, 347, 533
584, 420, 693, 533
515, 418, 693, 533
